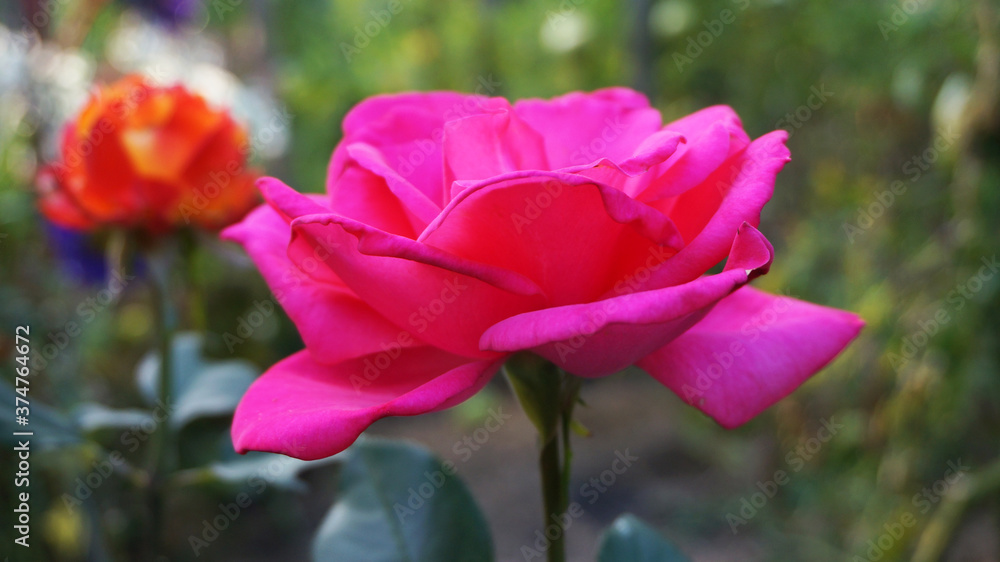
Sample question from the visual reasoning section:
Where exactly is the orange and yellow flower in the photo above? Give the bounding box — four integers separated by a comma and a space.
38, 75, 259, 233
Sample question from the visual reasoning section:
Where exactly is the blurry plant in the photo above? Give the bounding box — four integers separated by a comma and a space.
18, 73, 271, 558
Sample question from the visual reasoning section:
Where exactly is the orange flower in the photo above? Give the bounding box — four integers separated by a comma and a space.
37, 75, 260, 233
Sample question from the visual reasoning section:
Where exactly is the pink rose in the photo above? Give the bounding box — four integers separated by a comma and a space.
223, 88, 863, 460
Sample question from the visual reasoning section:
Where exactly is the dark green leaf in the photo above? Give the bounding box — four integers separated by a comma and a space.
312, 439, 493, 562
172, 450, 338, 493
72, 403, 152, 433
136, 332, 257, 429
597, 514, 690, 562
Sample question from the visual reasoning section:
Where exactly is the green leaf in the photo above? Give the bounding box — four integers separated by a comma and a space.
172, 450, 339, 493
170, 361, 258, 429
72, 403, 152, 433
312, 439, 493, 562
136, 332, 204, 400
136, 332, 257, 429
0, 381, 80, 450
597, 514, 690, 562
570, 418, 592, 438
503, 352, 562, 440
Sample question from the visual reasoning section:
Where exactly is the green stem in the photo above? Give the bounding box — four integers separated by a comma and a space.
540, 431, 566, 562
146, 247, 176, 557
559, 375, 581, 512
505, 355, 581, 562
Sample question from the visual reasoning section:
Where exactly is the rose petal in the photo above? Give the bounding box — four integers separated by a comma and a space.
121, 88, 225, 182
222, 201, 417, 365
635, 107, 751, 200
633, 130, 790, 293
232, 349, 504, 460
332, 92, 506, 207
443, 106, 550, 198
513, 87, 663, 169
286, 211, 546, 358
419, 170, 685, 306
341, 91, 500, 137
556, 130, 686, 195
637, 286, 864, 428
36, 166, 96, 230
479, 223, 774, 376
337, 143, 442, 233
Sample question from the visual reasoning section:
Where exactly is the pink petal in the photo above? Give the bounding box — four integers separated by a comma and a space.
513, 87, 663, 169
258, 176, 331, 219
663, 105, 748, 140
635, 109, 751, 200
221, 200, 418, 365
637, 286, 864, 428
443, 106, 549, 199
633, 130, 790, 293
326, 146, 427, 238
341, 91, 501, 137
557, 130, 686, 194
479, 223, 774, 377
332, 92, 507, 207
420, 170, 685, 306
287, 212, 546, 358
232, 349, 504, 460
339, 143, 442, 232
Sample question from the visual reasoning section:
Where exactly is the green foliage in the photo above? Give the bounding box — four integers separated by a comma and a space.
135, 332, 257, 429
312, 439, 493, 562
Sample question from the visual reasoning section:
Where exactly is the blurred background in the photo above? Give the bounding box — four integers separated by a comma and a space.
1, 0, 999, 560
